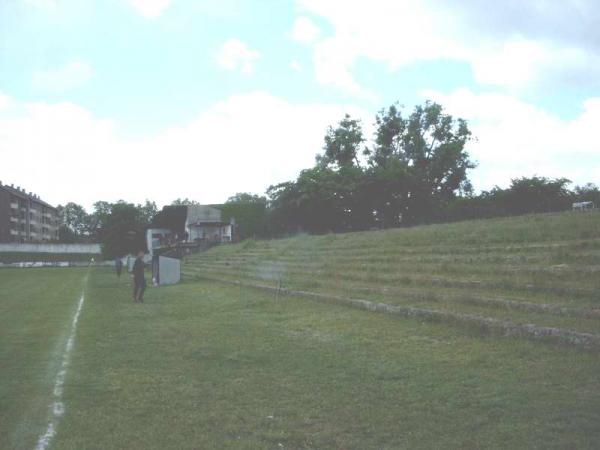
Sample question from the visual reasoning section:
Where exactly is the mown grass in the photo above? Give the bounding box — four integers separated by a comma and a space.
32, 268, 600, 448
0, 267, 89, 449
3, 212, 600, 449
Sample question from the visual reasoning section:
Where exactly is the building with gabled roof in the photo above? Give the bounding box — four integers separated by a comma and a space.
147, 204, 235, 256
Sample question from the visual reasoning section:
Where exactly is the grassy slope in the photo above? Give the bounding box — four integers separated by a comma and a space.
0, 267, 89, 450
48, 268, 599, 449
183, 211, 600, 336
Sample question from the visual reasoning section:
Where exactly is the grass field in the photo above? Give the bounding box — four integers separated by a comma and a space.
2, 212, 600, 449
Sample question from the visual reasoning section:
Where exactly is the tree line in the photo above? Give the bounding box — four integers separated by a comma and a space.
56, 101, 599, 255
265, 101, 598, 234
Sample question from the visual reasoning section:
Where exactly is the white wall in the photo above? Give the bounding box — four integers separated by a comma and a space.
0, 243, 101, 254
158, 256, 180, 285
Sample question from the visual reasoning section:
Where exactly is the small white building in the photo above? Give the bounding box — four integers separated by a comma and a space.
185, 205, 234, 243
573, 201, 595, 211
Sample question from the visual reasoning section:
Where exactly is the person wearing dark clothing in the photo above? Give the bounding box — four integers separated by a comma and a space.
115, 257, 123, 278
132, 251, 146, 303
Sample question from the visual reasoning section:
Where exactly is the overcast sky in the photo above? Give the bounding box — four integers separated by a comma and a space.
1, 0, 599, 210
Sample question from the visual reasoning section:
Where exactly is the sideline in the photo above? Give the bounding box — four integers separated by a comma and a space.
34, 270, 90, 450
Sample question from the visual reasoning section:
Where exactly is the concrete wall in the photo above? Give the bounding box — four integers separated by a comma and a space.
0, 243, 101, 254
0, 261, 112, 268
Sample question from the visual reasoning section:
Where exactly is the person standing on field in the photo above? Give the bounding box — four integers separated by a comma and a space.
115, 256, 123, 279
132, 250, 146, 303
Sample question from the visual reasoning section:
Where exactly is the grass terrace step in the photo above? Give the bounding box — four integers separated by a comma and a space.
182, 268, 600, 335
186, 257, 600, 285
183, 264, 599, 308
199, 239, 600, 259
184, 261, 600, 298
188, 246, 600, 268
187, 273, 600, 348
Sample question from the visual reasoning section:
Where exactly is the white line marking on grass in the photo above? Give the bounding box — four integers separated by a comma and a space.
35, 291, 86, 450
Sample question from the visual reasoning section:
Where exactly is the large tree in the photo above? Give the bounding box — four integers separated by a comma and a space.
504, 176, 572, 215
99, 202, 145, 258
220, 193, 269, 239
56, 202, 90, 237
317, 114, 365, 169
368, 101, 475, 223
268, 101, 476, 233
94, 201, 157, 258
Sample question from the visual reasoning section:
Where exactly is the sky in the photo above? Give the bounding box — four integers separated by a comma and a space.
1, 0, 599, 210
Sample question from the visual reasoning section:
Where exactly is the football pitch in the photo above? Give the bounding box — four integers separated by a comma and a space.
1, 266, 599, 449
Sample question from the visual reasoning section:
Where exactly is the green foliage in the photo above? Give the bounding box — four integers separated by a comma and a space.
444, 176, 576, 222
56, 202, 91, 241
505, 176, 572, 214
266, 100, 598, 235
152, 205, 188, 237
95, 201, 156, 258
58, 224, 78, 243
318, 114, 365, 169
221, 193, 268, 240
171, 198, 200, 206
138, 200, 158, 224
572, 183, 600, 205
226, 192, 266, 204
268, 101, 475, 233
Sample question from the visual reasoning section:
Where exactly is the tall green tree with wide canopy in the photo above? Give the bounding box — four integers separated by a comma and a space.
56, 202, 90, 238
268, 101, 475, 233
317, 114, 365, 169
367, 101, 475, 224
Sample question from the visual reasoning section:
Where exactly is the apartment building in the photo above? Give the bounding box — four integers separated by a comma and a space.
0, 182, 59, 243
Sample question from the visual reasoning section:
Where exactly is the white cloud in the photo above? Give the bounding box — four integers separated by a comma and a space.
126, 0, 172, 19
32, 60, 93, 92
216, 39, 260, 75
291, 17, 320, 43
0, 93, 12, 111
24, 0, 57, 8
290, 60, 302, 71
294, 0, 600, 95
0, 92, 366, 209
422, 88, 600, 190
294, 0, 463, 96
471, 40, 592, 88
